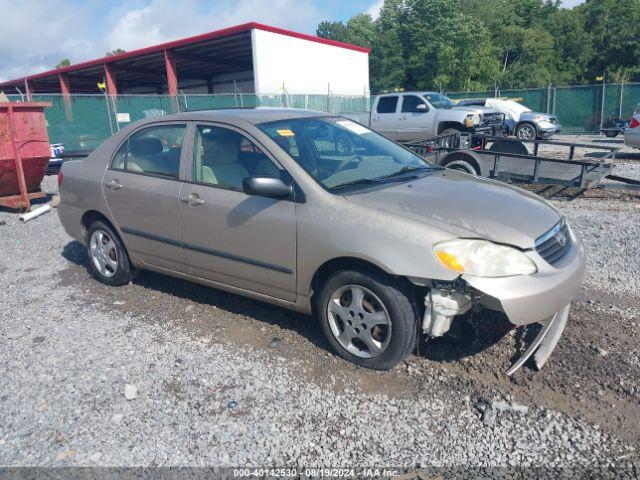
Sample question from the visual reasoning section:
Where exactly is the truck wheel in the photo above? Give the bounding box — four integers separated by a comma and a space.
317, 269, 417, 370
439, 128, 460, 147
86, 220, 135, 286
440, 152, 481, 175
516, 123, 537, 140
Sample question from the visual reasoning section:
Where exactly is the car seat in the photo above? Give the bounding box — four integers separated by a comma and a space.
201, 134, 249, 189
129, 137, 165, 174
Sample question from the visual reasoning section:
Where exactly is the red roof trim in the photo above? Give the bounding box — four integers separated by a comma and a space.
0, 22, 370, 87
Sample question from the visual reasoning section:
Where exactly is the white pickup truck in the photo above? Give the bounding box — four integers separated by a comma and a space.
345, 91, 504, 142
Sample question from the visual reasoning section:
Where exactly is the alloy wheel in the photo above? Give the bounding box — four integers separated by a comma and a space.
326, 284, 392, 358
89, 229, 118, 278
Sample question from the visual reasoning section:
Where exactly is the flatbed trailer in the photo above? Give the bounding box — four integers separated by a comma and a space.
401, 133, 640, 193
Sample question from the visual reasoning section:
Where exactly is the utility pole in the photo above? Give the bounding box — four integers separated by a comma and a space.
599, 73, 606, 131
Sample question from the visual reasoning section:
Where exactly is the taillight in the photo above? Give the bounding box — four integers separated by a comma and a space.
630, 116, 640, 129
57, 170, 63, 188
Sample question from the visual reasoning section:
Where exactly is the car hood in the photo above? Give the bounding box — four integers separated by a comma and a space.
521, 111, 557, 123
343, 170, 561, 249
452, 105, 500, 115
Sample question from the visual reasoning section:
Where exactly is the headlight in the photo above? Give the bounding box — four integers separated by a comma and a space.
464, 114, 480, 128
534, 114, 547, 122
433, 239, 537, 277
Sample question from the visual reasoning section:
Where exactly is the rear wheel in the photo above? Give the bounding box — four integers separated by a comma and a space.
516, 122, 537, 140
317, 269, 417, 370
440, 151, 481, 175
604, 130, 619, 138
86, 220, 135, 286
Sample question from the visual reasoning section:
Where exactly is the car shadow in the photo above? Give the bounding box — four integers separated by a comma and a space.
61, 239, 531, 367
61, 240, 330, 352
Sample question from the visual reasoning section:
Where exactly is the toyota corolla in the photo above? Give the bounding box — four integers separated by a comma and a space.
58, 109, 585, 373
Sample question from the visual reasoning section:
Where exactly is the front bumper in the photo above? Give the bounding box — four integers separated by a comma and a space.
505, 303, 570, 375
537, 123, 562, 138
463, 227, 586, 326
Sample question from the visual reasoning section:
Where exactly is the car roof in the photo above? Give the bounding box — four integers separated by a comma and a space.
156, 107, 330, 125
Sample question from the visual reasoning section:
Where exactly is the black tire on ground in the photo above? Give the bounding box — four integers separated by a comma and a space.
604, 130, 619, 138
439, 151, 481, 175
515, 122, 537, 140
316, 269, 418, 370
86, 220, 135, 286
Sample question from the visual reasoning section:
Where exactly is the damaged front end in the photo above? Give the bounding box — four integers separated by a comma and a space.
414, 278, 572, 376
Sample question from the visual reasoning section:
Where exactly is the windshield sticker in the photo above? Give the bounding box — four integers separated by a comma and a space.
276, 129, 295, 137
336, 120, 370, 135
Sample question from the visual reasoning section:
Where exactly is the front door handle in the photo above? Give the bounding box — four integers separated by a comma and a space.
105, 179, 122, 190
180, 193, 205, 206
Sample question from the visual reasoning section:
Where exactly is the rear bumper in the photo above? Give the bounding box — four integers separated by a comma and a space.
57, 202, 85, 243
463, 226, 586, 326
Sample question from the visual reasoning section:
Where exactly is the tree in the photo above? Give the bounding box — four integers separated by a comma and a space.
55, 58, 71, 69
105, 49, 126, 57
315, 0, 640, 91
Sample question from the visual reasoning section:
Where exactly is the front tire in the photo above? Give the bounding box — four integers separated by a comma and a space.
317, 269, 417, 370
86, 220, 135, 286
516, 122, 537, 140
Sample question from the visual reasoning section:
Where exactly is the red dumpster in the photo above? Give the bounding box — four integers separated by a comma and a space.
0, 102, 52, 209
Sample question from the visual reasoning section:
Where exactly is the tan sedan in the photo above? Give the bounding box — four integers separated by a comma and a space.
58, 109, 585, 373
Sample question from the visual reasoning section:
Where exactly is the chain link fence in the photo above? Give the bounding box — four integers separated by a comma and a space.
447, 82, 640, 134
6, 83, 640, 148
4, 93, 370, 150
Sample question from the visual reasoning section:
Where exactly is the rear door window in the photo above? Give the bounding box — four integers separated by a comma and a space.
376, 96, 399, 114
111, 124, 186, 179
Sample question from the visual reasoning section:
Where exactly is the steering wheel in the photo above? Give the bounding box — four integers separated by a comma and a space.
335, 154, 363, 173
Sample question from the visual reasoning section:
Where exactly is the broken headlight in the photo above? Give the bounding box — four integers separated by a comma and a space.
433, 239, 537, 277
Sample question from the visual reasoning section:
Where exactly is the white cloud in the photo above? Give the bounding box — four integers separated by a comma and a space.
0, 0, 322, 83
366, 0, 384, 20
106, 0, 321, 52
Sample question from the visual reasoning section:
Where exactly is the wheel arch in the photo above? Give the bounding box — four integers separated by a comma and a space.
437, 121, 464, 134
81, 210, 120, 244
438, 150, 482, 176
309, 256, 416, 311
516, 121, 538, 134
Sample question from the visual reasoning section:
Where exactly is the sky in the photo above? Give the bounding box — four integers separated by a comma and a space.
0, 0, 584, 83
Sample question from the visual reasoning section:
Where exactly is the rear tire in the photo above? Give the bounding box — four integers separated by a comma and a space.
316, 269, 417, 370
440, 151, 481, 175
86, 220, 135, 286
604, 130, 619, 138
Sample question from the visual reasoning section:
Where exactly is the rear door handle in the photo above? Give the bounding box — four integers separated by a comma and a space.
105, 179, 122, 190
180, 193, 205, 206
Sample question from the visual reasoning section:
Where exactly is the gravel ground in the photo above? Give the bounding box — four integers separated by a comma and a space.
1, 163, 639, 473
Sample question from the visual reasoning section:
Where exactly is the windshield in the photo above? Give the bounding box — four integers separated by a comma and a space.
257, 116, 439, 192
423, 93, 455, 109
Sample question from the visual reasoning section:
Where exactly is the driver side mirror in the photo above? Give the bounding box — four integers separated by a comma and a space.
415, 103, 429, 112
243, 176, 293, 199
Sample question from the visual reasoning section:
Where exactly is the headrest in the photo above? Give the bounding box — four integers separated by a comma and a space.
202, 134, 239, 165
130, 137, 163, 156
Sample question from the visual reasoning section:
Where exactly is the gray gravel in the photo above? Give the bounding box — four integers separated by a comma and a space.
553, 198, 640, 299
0, 175, 638, 470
